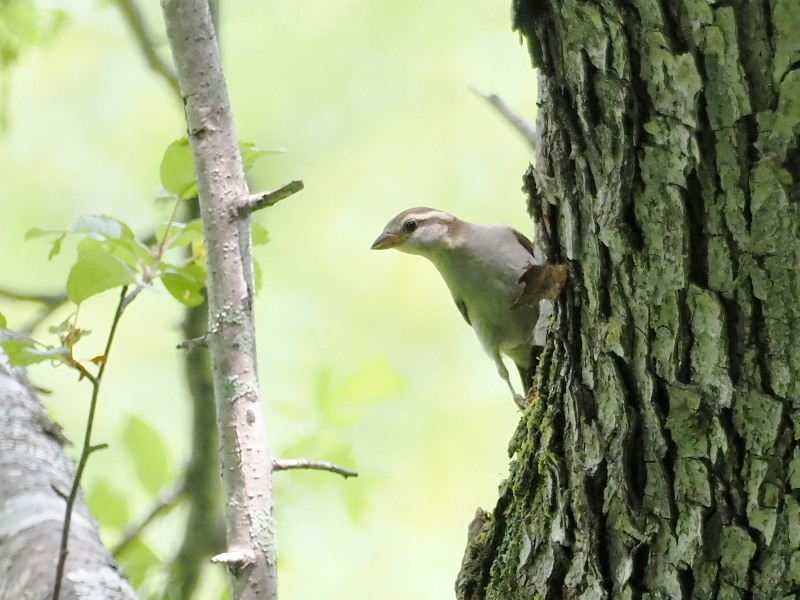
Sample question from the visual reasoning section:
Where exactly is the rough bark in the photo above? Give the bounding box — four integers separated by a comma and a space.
0, 338, 137, 600
458, 0, 800, 598
160, 1, 276, 598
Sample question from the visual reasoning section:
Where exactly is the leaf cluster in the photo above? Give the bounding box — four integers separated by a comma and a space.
0, 136, 276, 373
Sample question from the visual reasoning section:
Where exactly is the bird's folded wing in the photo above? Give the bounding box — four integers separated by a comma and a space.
453, 298, 471, 326
511, 228, 535, 257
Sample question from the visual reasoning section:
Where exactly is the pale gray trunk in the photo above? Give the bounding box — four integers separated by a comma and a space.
161, 1, 277, 598
0, 339, 137, 600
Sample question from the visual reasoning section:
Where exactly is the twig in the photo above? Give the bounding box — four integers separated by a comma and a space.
211, 550, 254, 570
238, 180, 304, 217
50, 483, 68, 500
120, 199, 183, 313
115, 0, 181, 98
471, 86, 537, 150
272, 458, 358, 479
52, 286, 129, 600
0, 288, 68, 331
119, 284, 145, 312
112, 478, 187, 557
0, 288, 65, 307
176, 334, 209, 350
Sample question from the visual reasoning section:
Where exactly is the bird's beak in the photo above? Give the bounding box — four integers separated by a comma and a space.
370, 231, 402, 250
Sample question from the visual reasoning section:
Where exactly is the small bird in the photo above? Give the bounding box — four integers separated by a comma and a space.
371, 207, 566, 407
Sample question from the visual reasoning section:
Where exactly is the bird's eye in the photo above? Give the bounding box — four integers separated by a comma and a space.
402, 219, 418, 234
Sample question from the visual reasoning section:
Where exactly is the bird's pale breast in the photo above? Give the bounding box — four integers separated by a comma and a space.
432, 224, 539, 368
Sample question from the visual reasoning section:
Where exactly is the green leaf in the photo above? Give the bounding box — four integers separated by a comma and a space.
239, 142, 284, 172
173, 219, 205, 247
27, 215, 132, 241
25, 228, 66, 259
69, 215, 132, 240
115, 537, 159, 588
66, 239, 136, 304
161, 264, 206, 307
0, 339, 69, 366
160, 137, 198, 200
159, 138, 282, 200
0, 313, 6, 328
156, 219, 204, 249
190, 238, 206, 266
102, 237, 144, 269
87, 481, 130, 530
26, 215, 134, 260
112, 236, 155, 268
251, 222, 270, 246
25, 227, 56, 240
49, 236, 64, 259
48, 314, 75, 337
122, 415, 173, 495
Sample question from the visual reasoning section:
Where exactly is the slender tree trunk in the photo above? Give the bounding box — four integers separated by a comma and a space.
459, 1, 800, 598
161, 2, 276, 598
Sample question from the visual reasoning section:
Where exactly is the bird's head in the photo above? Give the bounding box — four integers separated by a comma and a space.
370, 208, 459, 256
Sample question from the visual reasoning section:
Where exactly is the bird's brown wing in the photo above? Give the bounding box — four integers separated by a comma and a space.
511, 228, 535, 258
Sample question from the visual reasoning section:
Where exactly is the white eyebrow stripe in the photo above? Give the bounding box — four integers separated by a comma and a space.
403, 210, 452, 222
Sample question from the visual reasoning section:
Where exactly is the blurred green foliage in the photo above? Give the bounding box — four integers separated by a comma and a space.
0, 0, 67, 128
87, 480, 131, 531
123, 414, 174, 496
0, 0, 536, 598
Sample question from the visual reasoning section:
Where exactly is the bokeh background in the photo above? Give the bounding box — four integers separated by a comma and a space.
1, 1, 538, 598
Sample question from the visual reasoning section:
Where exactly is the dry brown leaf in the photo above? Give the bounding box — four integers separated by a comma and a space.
513, 264, 568, 308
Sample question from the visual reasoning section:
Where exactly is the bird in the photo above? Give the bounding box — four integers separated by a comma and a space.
371, 207, 566, 407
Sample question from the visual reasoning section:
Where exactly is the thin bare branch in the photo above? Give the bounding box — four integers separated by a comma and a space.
0, 288, 66, 307
0, 288, 68, 331
471, 86, 537, 150
211, 550, 254, 569
273, 458, 358, 479
53, 286, 129, 600
120, 284, 146, 312
115, 0, 181, 98
177, 334, 209, 350
239, 180, 304, 217
112, 478, 186, 557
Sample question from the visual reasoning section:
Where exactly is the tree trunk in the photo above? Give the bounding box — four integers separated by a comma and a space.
161, 2, 277, 597
0, 338, 137, 600
458, 1, 800, 598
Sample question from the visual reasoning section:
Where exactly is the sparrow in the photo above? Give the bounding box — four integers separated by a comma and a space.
371, 207, 566, 407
